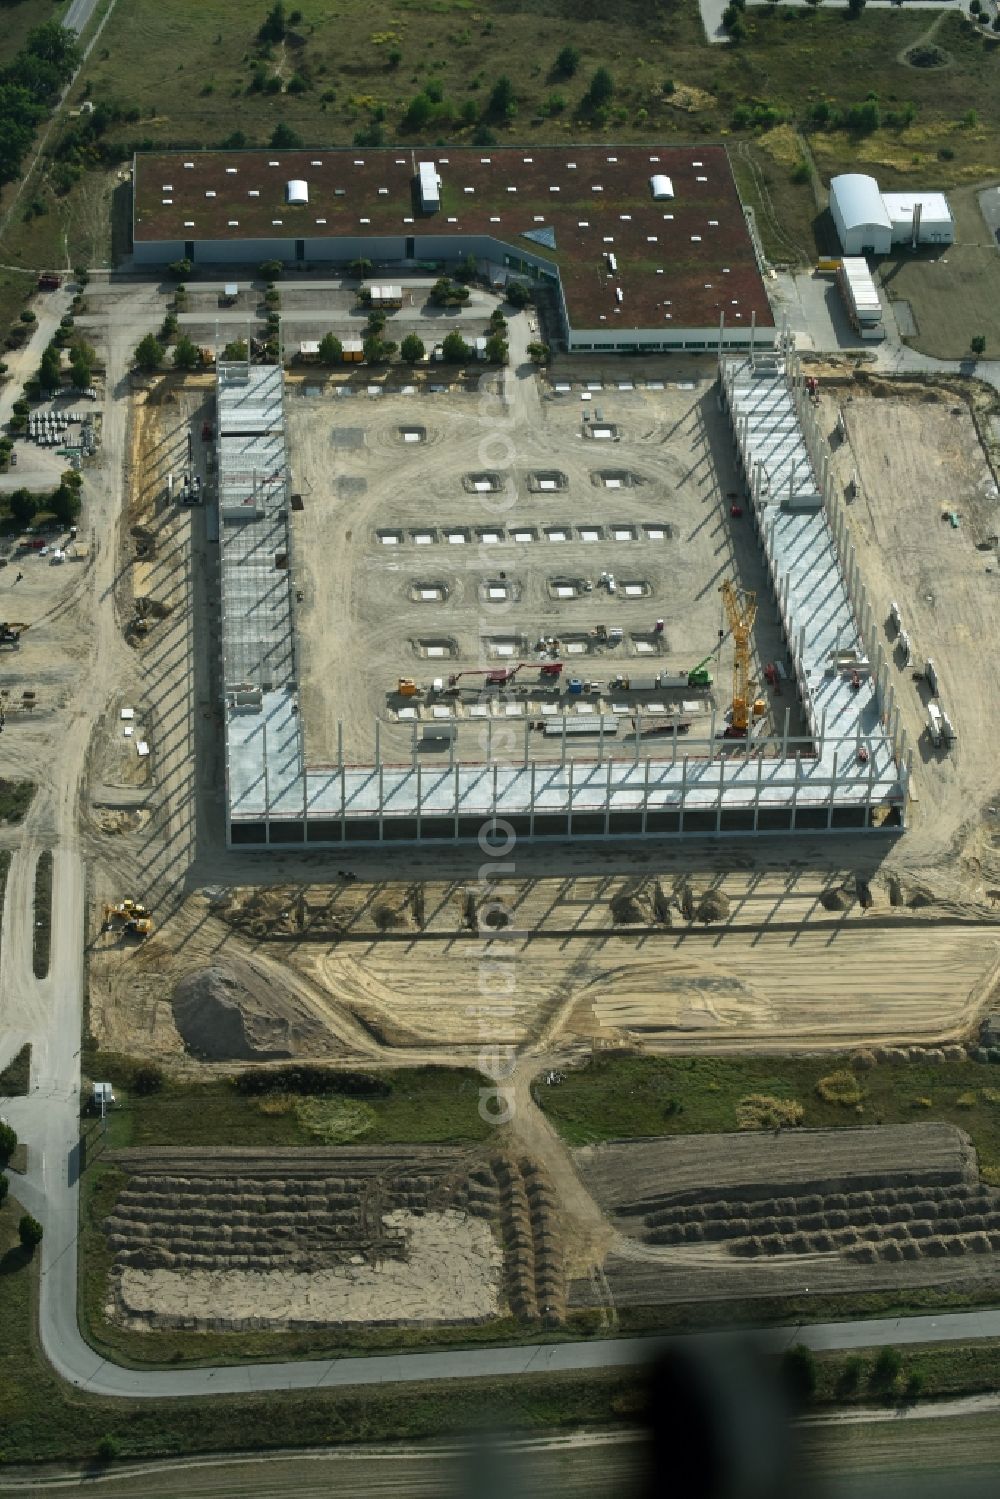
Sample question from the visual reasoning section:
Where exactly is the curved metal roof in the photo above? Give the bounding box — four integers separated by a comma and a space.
830, 174, 891, 232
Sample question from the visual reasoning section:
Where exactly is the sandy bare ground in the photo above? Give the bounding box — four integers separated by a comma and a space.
115, 1209, 503, 1328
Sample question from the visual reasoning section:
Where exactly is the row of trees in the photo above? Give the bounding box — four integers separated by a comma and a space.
134, 333, 204, 373
6, 472, 83, 527
0, 21, 79, 185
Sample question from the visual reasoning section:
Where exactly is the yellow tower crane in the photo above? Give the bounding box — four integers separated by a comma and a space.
719, 580, 766, 736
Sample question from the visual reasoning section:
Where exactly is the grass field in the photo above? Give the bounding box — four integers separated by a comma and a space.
0, 779, 35, 824
536, 1052, 1000, 1180
31, 848, 52, 980
0, 0, 996, 282
878, 183, 1000, 358
86, 1054, 494, 1148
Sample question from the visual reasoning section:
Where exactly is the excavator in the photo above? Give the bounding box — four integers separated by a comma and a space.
102, 898, 154, 938
719, 580, 767, 738
0, 622, 29, 647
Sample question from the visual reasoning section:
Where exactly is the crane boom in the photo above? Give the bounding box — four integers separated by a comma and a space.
720, 581, 757, 732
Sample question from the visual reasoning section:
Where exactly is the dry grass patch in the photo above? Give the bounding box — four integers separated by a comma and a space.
292, 1097, 377, 1143
735, 1095, 805, 1131
817, 1070, 865, 1107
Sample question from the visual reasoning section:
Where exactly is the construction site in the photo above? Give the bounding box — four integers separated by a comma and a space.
4, 270, 991, 1358
215, 336, 911, 848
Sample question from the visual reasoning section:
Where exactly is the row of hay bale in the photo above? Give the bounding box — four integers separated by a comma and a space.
495, 1156, 565, 1327
641, 1184, 1000, 1245
637, 1175, 982, 1227
727, 1222, 1000, 1259
496, 1156, 538, 1322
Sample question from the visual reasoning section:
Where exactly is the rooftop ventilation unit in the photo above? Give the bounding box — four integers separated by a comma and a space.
286, 179, 309, 205
418, 160, 441, 213
650, 174, 674, 201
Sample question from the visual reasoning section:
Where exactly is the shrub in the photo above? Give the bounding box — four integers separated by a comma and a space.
554, 45, 580, 78
222, 339, 248, 361
838, 1354, 864, 1393
0, 1119, 18, 1164
735, 1094, 804, 1130
872, 1346, 902, 1386
132, 1066, 163, 1096
232, 1066, 391, 1098
270, 123, 302, 149
817, 1069, 864, 1106
18, 1213, 43, 1250
167, 258, 192, 279
19, 310, 36, 325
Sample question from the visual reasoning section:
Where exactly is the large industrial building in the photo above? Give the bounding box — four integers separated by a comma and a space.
132, 144, 775, 353
829, 174, 954, 257
216, 347, 910, 848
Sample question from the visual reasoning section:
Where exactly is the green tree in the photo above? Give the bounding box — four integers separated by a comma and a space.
363, 335, 396, 363
366, 308, 387, 335
69, 339, 94, 390
402, 92, 432, 131
167, 258, 192, 279
96, 1435, 120, 1463
527, 340, 550, 364
441, 330, 471, 362
25, 21, 80, 74
134, 333, 164, 372
400, 333, 425, 362
454, 252, 478, 283
222, 339, 249, 361
8, 489, 37, 527
259, 259, 283, 277
554, 45, 580, 78
504, 281, 531, 309
38, 344, 61, 392
847, 0, 866, 16
258, 2, 286, 43
971, 334, 987, 357
585, 67, 614, 109
0, 1172, 8, 1206
18, 1212, 43, 1250
19, 310, 36, 325
484, 332, 508, 364
489, 74, 515, 117
873, 1347, 902, 1388
50, 479, 81, 526
318, 332, 343, 364
270, 122, 302, 149
781, 1344, 817, 1407
0, 1119, 17, 1163
172, 335, 199, 371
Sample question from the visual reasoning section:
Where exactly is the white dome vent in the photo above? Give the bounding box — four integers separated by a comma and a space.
286, 179, 309, 206
649, 174, 674, 201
